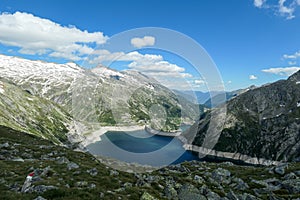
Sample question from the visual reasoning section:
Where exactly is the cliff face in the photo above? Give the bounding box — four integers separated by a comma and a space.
188, 71, 300, 162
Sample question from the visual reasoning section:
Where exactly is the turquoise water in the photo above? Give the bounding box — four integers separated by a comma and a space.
87, 128, 201, 166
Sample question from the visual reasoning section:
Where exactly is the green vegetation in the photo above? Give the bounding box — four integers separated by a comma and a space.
128, 88, 182, 131
0, 125, 300, 199
97, 109, 116, 125
0, 79, 71, 145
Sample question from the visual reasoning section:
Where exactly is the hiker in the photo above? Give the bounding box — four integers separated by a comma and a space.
21, 172, 34, 193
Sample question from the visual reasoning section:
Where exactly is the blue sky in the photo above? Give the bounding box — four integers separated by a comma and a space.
0, 0, 300, 91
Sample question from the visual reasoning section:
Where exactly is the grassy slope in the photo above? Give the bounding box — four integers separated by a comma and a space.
0, 79, 71, 145
0, 125, 299, 199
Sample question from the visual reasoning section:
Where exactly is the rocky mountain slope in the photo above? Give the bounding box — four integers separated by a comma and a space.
0, 54, 200, 143
186, 71, 300, 163
1, 125, 299, 200
0, 78, 74, 145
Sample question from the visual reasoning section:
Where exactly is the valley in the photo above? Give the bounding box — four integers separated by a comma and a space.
0, 54, 299, 199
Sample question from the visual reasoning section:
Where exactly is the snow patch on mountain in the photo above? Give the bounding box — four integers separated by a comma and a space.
0, 54, 84, 94
91, 66, 125, 80
0, 81, 4, 94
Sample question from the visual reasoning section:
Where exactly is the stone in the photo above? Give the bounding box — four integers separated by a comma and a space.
21, 152, 33, 159
294, 170, 300, 176
238, 193, 257, 200
177, 184, 206, 200
199, 184, 210, 195
251, 179, 269, 188
140, 192, 158, 200
27, 185, 57, 194
226, 190, 239, 200
123, 182, 133, 189
87, 168, 98, 176
75, 181, 88, 187
211, 168, 231, 184
88, 183, 96, 189
284, 172, 298, 180
0, 178, 6, 184
56, 157, 70, 164
99, 192, 104, 198
0, 142, 9, 148
206, 191, 220, 200
267, 167, 275, 174
232, 178, 249, 191
274, 163, 288, 175
136, 179, 150, 187
145, 175, 160, 183
67, 162, 79, 170
41, 166, 52, 177
163, 185, 177, 199
34, 196, 47, 200
110, 170, 119, 176
282, 179, 300, 194
268, 193, 284, 200
73, 171, 81, 175
11, 157, 24, 162
223, 162, 234, 166
40, 154, 55, 161
253, 188, 270, 196
10, 182, 21, 192
115, 187, 125, 192
194, 175, 204, 184
168, 164, 190, 173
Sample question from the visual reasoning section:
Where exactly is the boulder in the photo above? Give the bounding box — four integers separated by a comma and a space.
140, 192, 157, 200
274, 163, 288, 175
67, 162, 79, 170
177, 184, 206, 200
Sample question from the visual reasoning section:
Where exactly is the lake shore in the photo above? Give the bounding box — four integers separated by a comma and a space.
81, 125, 145, 147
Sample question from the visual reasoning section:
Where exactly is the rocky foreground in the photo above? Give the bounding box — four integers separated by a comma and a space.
0, 125, 299, 200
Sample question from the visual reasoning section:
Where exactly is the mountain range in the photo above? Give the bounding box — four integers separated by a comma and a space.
1, 54, 299, 164
183, 70, 300, 163
0, 54, 200, 145
174, 86, 256, 108
0, 54, 300, 199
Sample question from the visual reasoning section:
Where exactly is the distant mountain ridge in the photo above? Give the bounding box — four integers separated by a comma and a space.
174, 87, 255, 107
173, 90, 211, 104
203, 86, 257, 108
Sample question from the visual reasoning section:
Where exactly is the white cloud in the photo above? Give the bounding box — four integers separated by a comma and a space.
131, 36, 155, 48
194, 79, 206, 85
254, 0, 266, 8
253, 0, 300, 19
123, 52, 194, 86
91, 50, 195, 89
249, 75, 258, 80
278, 0, 295, 19
262, 66, 300, 76
227, 80, 232, 84
128, 60, 184, 73
283, 51, 300, 59
0, 12, 108, 61
91, 50, 162, 63
92, 50, 184, 74
288, 61, 297, 65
